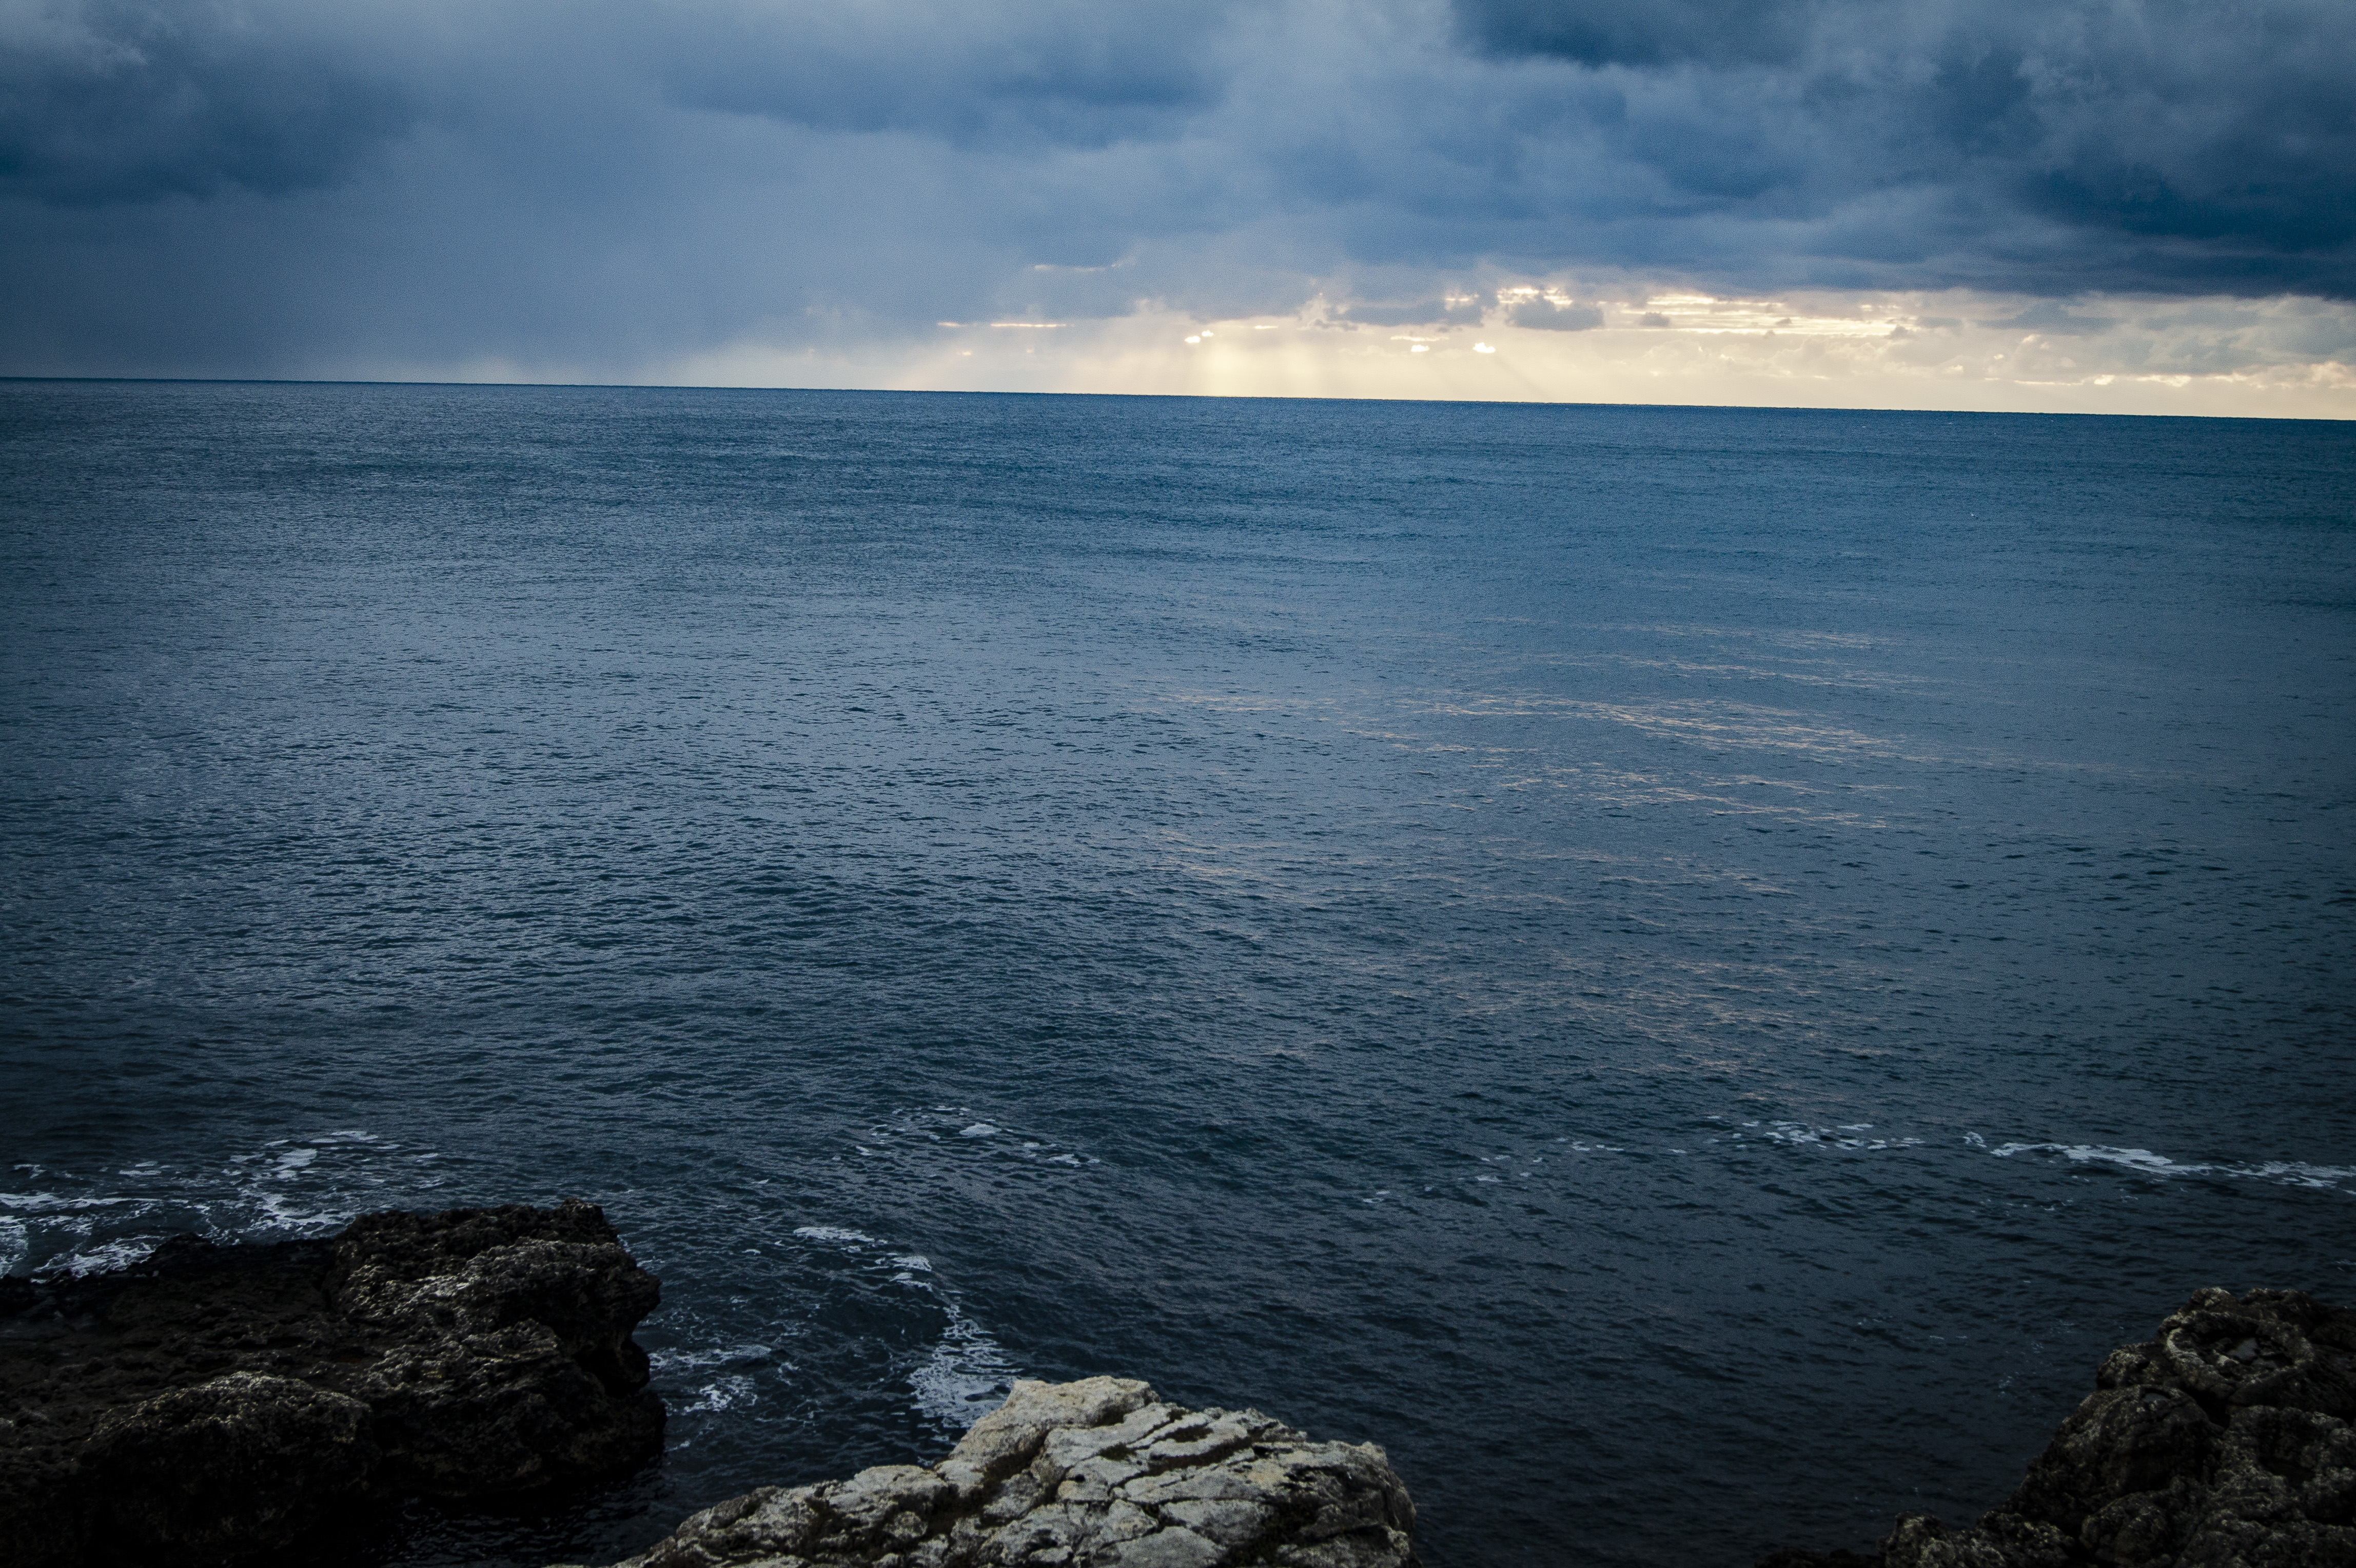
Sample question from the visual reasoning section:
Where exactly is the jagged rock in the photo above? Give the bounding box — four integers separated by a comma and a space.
565, 1374, 1419, 1568
0, 1199, 664, 1566
1762, 1287, 2356, 1568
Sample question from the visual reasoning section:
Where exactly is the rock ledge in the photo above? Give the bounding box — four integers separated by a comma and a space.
0, 1199, 665, 1566
572, 1374, 1419, 1568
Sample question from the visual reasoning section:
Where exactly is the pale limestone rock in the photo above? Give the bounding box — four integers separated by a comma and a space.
1160, 1497, 1272, 1546
571, 1377, 1417, 1568
1107, 1525, 1223, 1568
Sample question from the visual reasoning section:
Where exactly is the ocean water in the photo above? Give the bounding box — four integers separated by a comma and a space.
2, 380, 2352, 1567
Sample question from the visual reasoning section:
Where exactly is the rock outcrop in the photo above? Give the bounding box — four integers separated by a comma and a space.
0, 1199, 664, 1567
569, 1375, 1418, 1568
1764, 1287, 2356, 1568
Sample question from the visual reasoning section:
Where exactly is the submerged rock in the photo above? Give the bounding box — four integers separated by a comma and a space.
567, 1374, 1418, 1568
0, 1199, 664, 1566
1763, 1287, 2356, 1568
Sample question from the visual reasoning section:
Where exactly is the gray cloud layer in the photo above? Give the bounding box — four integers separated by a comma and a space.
3, 0, 2350, 375
1458, 0, 2356, 287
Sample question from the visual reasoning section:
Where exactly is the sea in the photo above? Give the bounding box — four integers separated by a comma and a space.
2, 380, 2351, 1567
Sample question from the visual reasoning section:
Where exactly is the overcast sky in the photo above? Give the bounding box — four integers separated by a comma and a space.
5, 0, 2353, 412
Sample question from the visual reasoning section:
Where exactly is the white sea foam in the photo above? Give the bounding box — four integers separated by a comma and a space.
862, 1107, 1097, 1168
683, 1375, 758, 1414
1985, 1141, 2356, 1192
1717, 1119, 1923, 1151
0, 1192, 141, 1212
1, 1131, 448, 1278
791, 1217, 1019, 1428
651, 1342, 774, 1373
867, 1111, 1093, 1158
910, 1310, 1017, 1427
1705, 1120, 2346, 1192
58, 1237, 161, 1276
1651, 1119, 2356, 1201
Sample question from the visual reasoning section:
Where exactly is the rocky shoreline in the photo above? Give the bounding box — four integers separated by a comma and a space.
5, 1202, 2349, 1568
0, 1199, 1419, 1568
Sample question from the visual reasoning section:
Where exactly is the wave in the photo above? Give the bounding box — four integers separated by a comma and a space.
2, 1130, 448, 1278
1978, 1135, 2356, 1192
1700, 1120, 2351, 1195
858, 1106, 1099, 1169
790, 1220, 1020, 1429
1704, 1118, 1922, 1152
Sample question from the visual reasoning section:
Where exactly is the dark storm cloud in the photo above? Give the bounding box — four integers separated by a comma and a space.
0, 1, 416, 203
1460, 0, 1816, 68
1452, 0, 2356, 292
655, 0, 1239, 147
1, 0, 2351, 376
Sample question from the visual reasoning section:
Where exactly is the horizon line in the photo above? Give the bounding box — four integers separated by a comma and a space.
5, 375, 2349, 425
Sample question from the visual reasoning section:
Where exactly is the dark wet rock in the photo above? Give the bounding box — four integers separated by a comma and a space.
562, 1374, 1419, 1568
0, 1199, 663, 1567
1762, 1287, 2356, 1568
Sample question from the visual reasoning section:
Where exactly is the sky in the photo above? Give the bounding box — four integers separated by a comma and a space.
4, 0, 2354, 414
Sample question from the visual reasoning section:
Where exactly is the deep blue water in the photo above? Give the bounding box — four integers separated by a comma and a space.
3, 380, 2353, 1568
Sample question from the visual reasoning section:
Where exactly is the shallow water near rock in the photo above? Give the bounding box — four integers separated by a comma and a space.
2, 381, 2352, 1567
